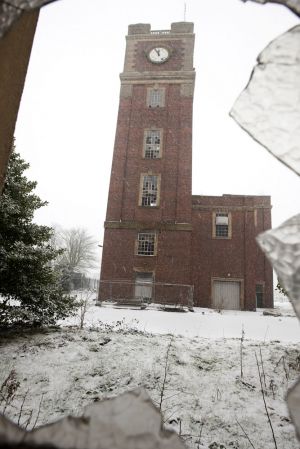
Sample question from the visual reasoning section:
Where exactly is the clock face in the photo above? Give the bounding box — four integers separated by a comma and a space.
148, 47, 170, 64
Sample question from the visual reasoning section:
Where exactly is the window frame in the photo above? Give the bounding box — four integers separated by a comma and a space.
135, 232, 157, 256
138, 173, 161, 207
147, 87, 165, 108
143, 128, 163, 159
212, 211, 232, 239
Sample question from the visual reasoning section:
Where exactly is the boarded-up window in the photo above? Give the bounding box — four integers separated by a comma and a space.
147, 88, 165, 108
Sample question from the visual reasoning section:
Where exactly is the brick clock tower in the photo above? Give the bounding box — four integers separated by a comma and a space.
99, 21, 273, 310
99, 22, 195, 302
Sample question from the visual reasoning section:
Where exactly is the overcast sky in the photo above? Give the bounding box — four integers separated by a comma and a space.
15, 0, 299, 275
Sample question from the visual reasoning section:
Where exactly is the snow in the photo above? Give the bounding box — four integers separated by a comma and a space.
0, 295, 299, 449
61, 296, 299, 343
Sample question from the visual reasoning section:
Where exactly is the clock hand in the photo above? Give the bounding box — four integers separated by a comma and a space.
155, 48, 160, 56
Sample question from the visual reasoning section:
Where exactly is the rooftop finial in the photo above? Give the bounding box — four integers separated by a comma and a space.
184, 2, 187, 21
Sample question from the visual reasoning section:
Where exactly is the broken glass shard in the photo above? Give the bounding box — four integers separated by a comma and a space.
0, 1, 58, 39
256, 214, 300, 318
240, 0, 300, 17
287, 379, 300, 443
231, 25, 300, 177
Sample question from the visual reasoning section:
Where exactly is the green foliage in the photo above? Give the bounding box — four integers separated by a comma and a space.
0, 149, 77, 327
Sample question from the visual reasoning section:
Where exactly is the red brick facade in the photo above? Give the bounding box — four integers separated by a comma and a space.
191, 195, 273, 310
99, 22, 273, 310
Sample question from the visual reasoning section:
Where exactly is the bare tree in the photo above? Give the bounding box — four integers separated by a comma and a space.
51, 227, 99, 292
54, 227, 98, 273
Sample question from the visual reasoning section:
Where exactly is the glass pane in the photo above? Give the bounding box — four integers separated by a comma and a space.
231, 26, 300, 176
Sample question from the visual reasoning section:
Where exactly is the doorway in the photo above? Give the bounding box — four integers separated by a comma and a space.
135, 272, 153, 303
212, 280, 241, 310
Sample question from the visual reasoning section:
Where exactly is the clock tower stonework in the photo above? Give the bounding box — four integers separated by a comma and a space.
100, 22, 195, 299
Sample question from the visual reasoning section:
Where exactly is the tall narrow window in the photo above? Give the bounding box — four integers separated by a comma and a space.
139, 174, 160, 207
147, 88, 165, 108
136, 232, 157, 256
144, 129, 162, 159
212, 212, 232, 238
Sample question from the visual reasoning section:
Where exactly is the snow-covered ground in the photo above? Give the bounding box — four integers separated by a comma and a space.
63, 293, 299, 343
0, 294, 299, 449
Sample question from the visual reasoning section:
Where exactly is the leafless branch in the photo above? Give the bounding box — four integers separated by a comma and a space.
275, 355, 289, 381
240, 324, 245, 378
17, 389, 29, 426
163, 405, 182, 423
162, 402, 182, 413
236, 417, 256, 449
163, 392, 181, 402
78, 293, 89, 329
32, 393, 44, 429
23, 410, 33, 430
197, 421, 204, 449
255, 352, 278, 449
159, 336, 173, 411
259, 346, 267, 391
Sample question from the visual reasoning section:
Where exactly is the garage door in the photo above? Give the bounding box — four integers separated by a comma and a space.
212, 280, 240, 310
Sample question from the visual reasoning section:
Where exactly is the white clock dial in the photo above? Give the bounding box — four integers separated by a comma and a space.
148, 47, 169, 63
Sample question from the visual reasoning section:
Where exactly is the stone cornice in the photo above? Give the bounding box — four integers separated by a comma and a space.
192, 205, 272, 211
105, 221, 193, 231
120, 71, 195, 83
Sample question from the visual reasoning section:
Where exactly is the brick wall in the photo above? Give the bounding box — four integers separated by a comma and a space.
99, 227, 192, 304
105, 83, 193, 223
191, 195, 274, 309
